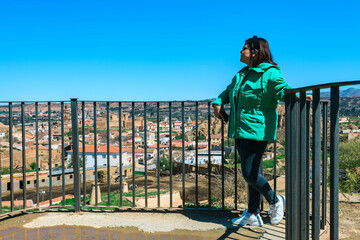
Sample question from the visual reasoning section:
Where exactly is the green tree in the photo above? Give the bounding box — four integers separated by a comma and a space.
186, 145, 194, 150
160, 155, 170, 171
175, 134, 183, 140
30, 162, 37, 170
67, 157, 84, 169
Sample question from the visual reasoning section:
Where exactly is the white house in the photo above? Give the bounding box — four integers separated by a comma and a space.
66, 145, 128, 168
173, 150, 222, 165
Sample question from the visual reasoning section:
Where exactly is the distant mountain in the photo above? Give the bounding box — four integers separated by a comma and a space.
321, 88, 360, 98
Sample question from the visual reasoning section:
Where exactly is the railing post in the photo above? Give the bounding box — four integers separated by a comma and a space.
207, 102, 212, 210
94, 102, 98, 206
36, 102, 40, 208
71, 98, 81, 212
330, 86, 339, 240
82, 101, 86, 206
169, 102, 173, 208
119, 102, 123, 207
143, 102, 147, 207
321, 101, 329, 230
132, 102, 136, 207
181, 102, 185, 208
312, 89, 321, 240
156, 102, 160, 207
306, 100, 311, 238
285, 94, 290, 240
107, 102, 111, 206
21, 102, 27, 209
48, 102, 53, 206
195, 102, 199, 208
9, 102, 14, 212
285, 92, 299, 240
61, 102, 65, 206
299, 92, 308, 239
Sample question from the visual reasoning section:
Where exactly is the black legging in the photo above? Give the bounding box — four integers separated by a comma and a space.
236, 138, 278, 214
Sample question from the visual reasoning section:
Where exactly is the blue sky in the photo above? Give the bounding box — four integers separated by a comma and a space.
0, 0, 359, 101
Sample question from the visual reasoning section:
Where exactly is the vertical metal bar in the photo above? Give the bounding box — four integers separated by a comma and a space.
71, 98, 81, 212
132, 102, 136, 207
143, 102, 147, 208
195, 102, 199, 208
36, 102, 40, 207
94, 102, 98, 206
306, 100, 311, 239
9, 102, 14, 212
169, 102, 173, 208
291, 93, 299, 239
285, 93, 291, 240
61, 102, 65, 206
157, 102, 160, 208
21, 102, 26, 209
119, 102, 123, 207
221, 119, 225, 210
299, 91, 307, 238
182, 102, 185, 208
82, 101, 86, 206
207, 102, 212, 210
48, 102, 52, 206
273, 141, 277, 200
321, 101, 328, 230
107, 102, 111, 206
330, 86, 339, 240
312, 89, 321, 240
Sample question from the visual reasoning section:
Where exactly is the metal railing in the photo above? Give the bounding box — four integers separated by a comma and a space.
1, 79, 357, 239
0, 99, 281, 217
284, 80, 360, 240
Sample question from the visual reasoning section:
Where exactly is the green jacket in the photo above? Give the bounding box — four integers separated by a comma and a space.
212, 63, 291, 141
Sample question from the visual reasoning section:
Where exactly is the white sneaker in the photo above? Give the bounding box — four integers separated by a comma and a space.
269, 195, 285, 225
232, 209, 263, 227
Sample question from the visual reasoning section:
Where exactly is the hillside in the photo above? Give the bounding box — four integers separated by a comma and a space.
321, 87, 360, 97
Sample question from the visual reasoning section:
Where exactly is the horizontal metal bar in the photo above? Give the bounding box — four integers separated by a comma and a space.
73, 100, 214, 103
285, 80, 360, 94
0, 101, 71, 103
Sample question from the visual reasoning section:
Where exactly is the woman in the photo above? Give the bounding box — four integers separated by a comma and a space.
212, 36, 293, 226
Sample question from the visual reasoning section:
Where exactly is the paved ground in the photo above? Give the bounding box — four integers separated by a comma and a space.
260, 221, 286, 240
0, 211, 286, 240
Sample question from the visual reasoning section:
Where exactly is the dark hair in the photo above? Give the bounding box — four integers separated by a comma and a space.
245, 36, 277, 68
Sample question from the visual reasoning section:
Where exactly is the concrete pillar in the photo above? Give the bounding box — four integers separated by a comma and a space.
123, 181, 129, 193
89, 184, 102, 205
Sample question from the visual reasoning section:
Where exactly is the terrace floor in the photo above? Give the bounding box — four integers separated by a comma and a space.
0, 211, 286, 240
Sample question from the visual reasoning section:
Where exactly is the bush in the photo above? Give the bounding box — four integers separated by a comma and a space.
212, 169, 247, 208
339, 139, 360, 193
339, 139, 360, 170
340, 169, 360, 193
1, 167, 10, 175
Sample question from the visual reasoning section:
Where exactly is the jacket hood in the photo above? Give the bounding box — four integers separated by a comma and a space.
251, 63, 280, 73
